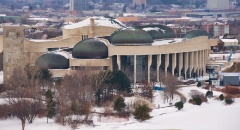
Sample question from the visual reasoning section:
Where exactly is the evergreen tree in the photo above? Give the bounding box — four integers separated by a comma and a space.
175, 101, 183, 110
111, 70, 132, 93
197, 81, 201, 88
219, 94, 224, 101
45, 89, 56, 123
133, 105, 152, 122
114, 96, 126, 114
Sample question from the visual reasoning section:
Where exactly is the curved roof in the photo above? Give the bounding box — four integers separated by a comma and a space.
64, 16, 126, 29
72, 38, 108, 59
135, 25, 175, 39
36, 52, 69, 69
183, 30, 212, 39
110, 28, 153, 46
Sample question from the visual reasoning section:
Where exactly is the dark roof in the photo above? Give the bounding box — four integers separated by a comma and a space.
110, 28, 153, 46
135, 25, 175, 39
72, 38, 108, 59
36, 53, 69, 69
183, 30, 212, 39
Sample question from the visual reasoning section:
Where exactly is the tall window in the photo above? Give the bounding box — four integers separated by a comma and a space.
82, 34, 88, 40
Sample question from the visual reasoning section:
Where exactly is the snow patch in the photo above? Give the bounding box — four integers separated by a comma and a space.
64, 17, 126, 29
142, 27, 166, 33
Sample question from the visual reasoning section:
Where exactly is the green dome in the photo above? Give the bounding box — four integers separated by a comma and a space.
135, 25, 175, 39
72, 38, 108, 59
110, 28, 153, 46
183, 30, 212, 39
36, 53, 69, 69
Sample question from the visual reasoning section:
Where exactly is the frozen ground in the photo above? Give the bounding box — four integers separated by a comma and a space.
1, 86, 240, 130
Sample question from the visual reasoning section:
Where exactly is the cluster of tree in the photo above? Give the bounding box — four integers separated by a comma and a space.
93, 70, 132, 105
2, 65, 132, 130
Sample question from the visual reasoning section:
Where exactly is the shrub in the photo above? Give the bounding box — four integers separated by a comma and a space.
132, 97, 155, 110
188, 99, 193, 103
132, 104, 152, 122
223, 85, 240, 95
103, 101, 112, 117
205, 91, 213, 98
193, 97, 202, 105
175, 101, 184, 110
219, 94, 224, 101
0, 104, 11, 119
114, 96, 126, 114
197, 81, 201, 87
225, 98, 234, 104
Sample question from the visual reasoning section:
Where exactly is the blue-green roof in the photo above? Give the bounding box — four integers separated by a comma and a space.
110, 28, 153, 46
72, 38, 108, 59
183, 30, 212, 39
36, 53, 69, 69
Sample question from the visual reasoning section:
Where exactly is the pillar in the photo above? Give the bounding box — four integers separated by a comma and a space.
148, 55, 152, 83
194, 51, 198, 77
178, 53, 183, 77
189, 52, 194, 78
172, 53, 176, 76
117, 55, 121, 70
109, 56, 113, 71
165, 54, 169, 76
157, 54, 161, 82
184, 52, 189, 79
134, 55, 136, 84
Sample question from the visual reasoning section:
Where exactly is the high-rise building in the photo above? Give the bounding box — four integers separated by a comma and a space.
132, 0, 147, 6
70, 0, 88, 11
207, 0, 230, 10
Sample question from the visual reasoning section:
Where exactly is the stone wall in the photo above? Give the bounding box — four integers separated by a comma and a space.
3, 26, 25, 80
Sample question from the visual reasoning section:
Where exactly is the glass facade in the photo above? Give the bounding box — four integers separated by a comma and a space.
136, 55, 148, 83
112, 55, 118, 71
150, 55, 157, 82
121, 55, 134, 82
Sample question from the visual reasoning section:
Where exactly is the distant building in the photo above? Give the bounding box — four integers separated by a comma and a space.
167, 24, 198, 38
207, 0, 230, 10
132, 0, 147, 6
70, 0, 88, 11
202, 22, 229, 38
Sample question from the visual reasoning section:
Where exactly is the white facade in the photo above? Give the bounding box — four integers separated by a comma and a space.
207, 0, 230, 10
221, 39, 239, 46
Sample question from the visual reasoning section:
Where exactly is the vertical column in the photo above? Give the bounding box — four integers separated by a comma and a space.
165, 54, 169, 76
134, 55, 136, 84
184, 52, 189, 79
172, 53, 176, 76
148, 55, 152, 83
189, 52, 194, 78
117, 55, 121, 70
109, 56, 113, 71
198, 50, 201, 76
178, 53, 183, 77
204, 49, 208, 75
194, 51, 198, 77
202, 50, 205, 75
157, 54, 161, 82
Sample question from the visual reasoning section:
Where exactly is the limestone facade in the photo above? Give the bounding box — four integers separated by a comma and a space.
2, 21, 218, 83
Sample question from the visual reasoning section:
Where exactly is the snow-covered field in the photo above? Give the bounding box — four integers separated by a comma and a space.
1, 86, 240, 130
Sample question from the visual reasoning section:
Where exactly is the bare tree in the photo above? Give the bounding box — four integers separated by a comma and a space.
140, 81, 153, 102
55, 69, 95, 126
4, 65, 45, 130
163, 73, 180, 101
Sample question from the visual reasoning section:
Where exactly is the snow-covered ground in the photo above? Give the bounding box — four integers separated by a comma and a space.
1, 86, 240, 130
